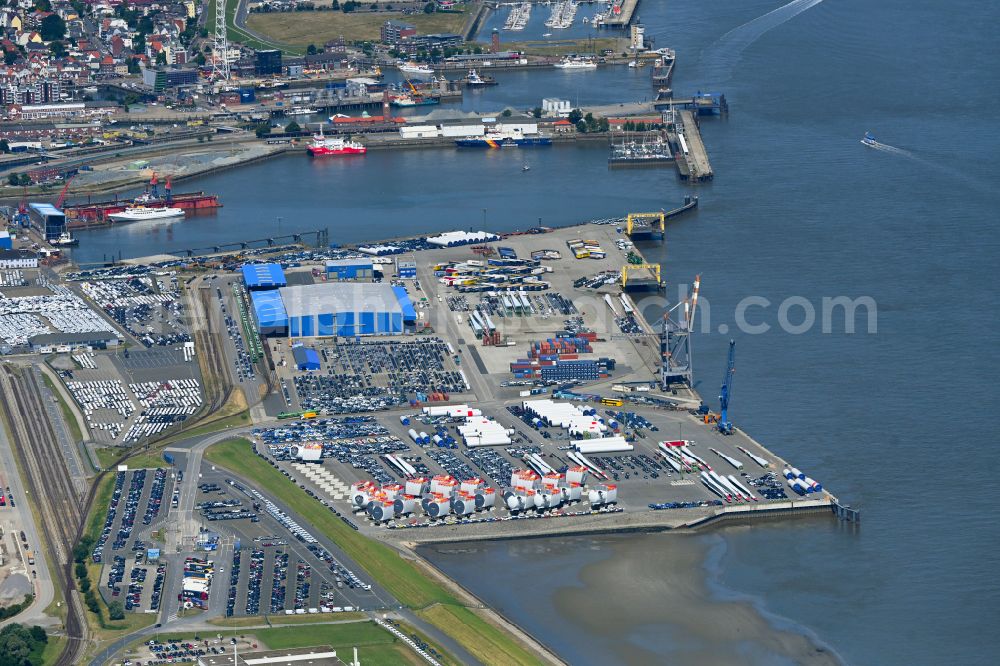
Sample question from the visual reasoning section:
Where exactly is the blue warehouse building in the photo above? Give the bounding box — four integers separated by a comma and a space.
250, 290, 289, 336
325, 258, 374, 280
28, 203, 66, 241
250, 282, 417, 338
292, 345, 321, 371
242, 263, 287, 290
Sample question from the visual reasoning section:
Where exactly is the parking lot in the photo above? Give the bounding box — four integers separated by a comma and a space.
78, 276, 189, 348
271, 337, 469, 414
92, 468, 170, 612
191, 468, 382, 617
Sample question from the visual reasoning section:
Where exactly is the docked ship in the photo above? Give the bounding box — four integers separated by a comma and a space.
389, 93, 440, 107
456, 129, 553, 148
861, 131, 878, 147
554, 56, 598, 70
286, 107, 318, 116
49, 231, 78, 247
398, 61, 434, 77
108, 206, 186, 223
63, 174, 221, 227
307, 130, 367, 156
463, 69, 497, 87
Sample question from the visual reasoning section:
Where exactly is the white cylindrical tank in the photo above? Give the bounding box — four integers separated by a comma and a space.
369, 500, 395, 523
404, 478, 429, 496
408, 428, 420, 443
503, 490, 526, 512
393, 495, 419, 517
452, 493, 477, 515
425, 495, 452, 518
460, 478, 485, 494
475, 488, 495, 509
565, 466, 588, 486
534, 491, 562, 510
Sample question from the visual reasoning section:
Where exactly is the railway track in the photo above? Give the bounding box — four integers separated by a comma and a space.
0, 366, 86, 666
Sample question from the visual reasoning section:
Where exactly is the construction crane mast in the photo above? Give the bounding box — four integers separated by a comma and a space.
717, 340, 735, 435
660, 274, 700, 389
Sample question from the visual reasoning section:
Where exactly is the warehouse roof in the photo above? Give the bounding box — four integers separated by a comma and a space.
29, 331, 119, 346
391, 285, 417, 321
250, 289, 288, 328
278, 283, 404, 318
28, 202, 63, 216
292, 346, 320, 370
325, 258, 374, 268
242, 263, 287, 289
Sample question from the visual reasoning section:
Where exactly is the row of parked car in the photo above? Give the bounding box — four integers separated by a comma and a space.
113, 470, 148, 551
93, 471, 126, 563
142, 468, 167, 526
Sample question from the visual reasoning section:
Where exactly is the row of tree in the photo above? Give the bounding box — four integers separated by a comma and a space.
0, 623, 48, 666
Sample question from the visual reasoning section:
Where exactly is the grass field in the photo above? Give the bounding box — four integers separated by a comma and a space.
204, 438, 539, 666
246, 10, 468, 47
417, 604, 539, 666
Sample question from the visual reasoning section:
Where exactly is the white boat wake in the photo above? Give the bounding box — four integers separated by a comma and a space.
699, 0, 827, 84
866, 140, 915, 159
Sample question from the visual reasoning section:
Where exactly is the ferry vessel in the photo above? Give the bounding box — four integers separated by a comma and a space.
108, 206, 186, 222
554, 56, 598, 70
398, 62, 434, 76
307, 130, 367, 156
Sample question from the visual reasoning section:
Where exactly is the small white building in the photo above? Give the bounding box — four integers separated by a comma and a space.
0, 250, 38, 268
542, 98, 571, 117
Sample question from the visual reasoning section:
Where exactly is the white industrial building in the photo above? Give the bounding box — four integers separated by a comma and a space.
0, 250, 38, 268
542, 98, 571, 116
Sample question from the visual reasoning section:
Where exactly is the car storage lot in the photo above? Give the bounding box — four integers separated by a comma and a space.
194, 467, 384, 616
93, 468, 170, 612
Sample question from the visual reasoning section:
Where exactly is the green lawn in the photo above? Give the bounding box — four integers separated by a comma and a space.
204, 439, 539, 666
208, 612, 365, 627
247, 10, 468, 47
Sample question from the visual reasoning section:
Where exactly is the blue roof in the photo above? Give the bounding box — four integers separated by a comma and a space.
392, 285, 417, 321
292, 346, 320, 369
242, 263, 287, 289
251, 290, 288, 329
28, 202, 63, 216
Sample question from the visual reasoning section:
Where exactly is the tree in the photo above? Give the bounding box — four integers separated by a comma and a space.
306, 43, 317, 55
0, 140, 8, 154
255, 124, 271, 138
284, 120, 301, 133
501, 109, 512, 117
3, 50, 16, 66
194, 53, 205, 66
127, 57, 140, 74
7, 173, 19, 186
597, 117, 609, 132
532, 107, 542, 118
39, 13, 66, 41
331, 0, 340, 8
50, 40, 66, 58
576, 119, 587, 133
567, 108, 583, 124
424, 2, 434, 13
108, 601, 125, 620
34, 0, 51, 10
155, 50, 167, 66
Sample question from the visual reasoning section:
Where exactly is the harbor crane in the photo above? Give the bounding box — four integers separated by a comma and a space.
54, 174, 75, 209
717, 340, 735, 435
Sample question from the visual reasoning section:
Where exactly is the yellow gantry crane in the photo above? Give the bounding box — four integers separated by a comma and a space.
625, 212, 666, 238
620, 263, 662, 289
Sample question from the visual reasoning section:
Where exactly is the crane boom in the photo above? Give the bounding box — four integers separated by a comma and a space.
717, 340, 735, 435
54, 174, 74, 209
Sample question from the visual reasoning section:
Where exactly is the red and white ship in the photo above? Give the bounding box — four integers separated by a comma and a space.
307, 128, 367, 157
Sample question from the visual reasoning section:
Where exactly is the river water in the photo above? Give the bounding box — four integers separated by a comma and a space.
72, 0, 1000, 663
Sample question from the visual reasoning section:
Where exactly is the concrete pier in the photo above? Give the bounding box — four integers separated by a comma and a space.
676, 110, 714, 182
602, 0, 640, 28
